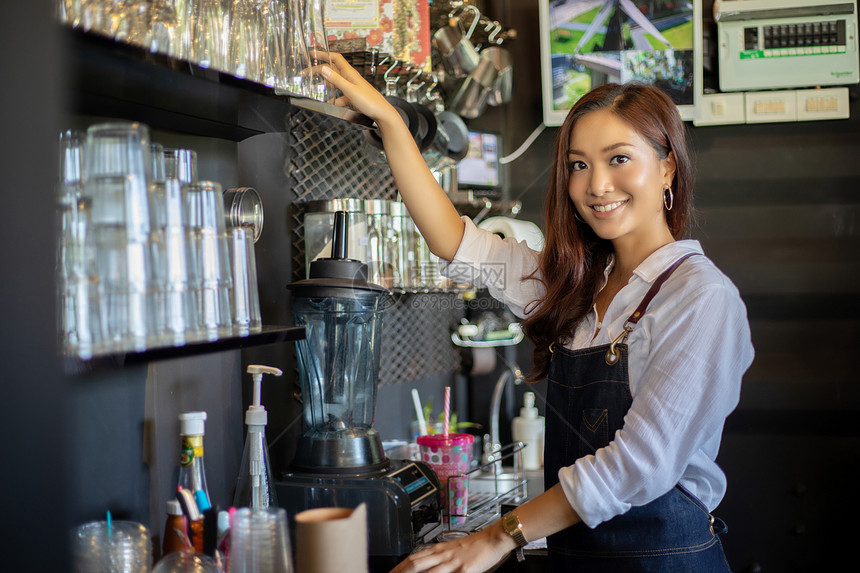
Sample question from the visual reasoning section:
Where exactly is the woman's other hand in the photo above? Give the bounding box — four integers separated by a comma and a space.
390, 523, 515, 573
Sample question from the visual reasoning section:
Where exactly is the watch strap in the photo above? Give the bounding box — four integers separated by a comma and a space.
501, 511, 527, 547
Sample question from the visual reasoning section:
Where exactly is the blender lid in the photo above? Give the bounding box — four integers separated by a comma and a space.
288, 210, 389, 298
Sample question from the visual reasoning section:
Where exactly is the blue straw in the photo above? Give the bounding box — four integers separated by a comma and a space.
106, 509, 112, 537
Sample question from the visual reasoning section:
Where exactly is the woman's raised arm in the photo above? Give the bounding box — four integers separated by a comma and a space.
321, 54, 465, 261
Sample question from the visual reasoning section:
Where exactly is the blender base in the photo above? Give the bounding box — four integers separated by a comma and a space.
276, 458, 443, 571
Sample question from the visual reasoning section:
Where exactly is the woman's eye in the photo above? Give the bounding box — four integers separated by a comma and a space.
609, 155, 630, 166
568, 160, 587, 172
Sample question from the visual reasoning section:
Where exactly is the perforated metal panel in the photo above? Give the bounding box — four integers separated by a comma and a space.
286, 107, 462, 386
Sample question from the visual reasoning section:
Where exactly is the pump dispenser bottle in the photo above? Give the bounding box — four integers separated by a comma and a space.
233, 364, 283, 508
511, 392, 545, 470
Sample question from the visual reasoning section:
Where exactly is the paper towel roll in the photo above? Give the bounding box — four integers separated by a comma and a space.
477, 217, 545, 251
471, 347, 497, 375
295, 504, 368, 573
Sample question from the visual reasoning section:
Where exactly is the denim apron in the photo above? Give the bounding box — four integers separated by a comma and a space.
544, 254, 731, 572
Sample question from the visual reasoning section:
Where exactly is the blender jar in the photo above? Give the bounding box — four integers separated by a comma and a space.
288, 211, 389, 473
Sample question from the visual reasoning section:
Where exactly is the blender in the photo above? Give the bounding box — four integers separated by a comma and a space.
277, 212, 442, 571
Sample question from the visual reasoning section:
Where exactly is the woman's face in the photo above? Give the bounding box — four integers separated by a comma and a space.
567, 109, 675, 248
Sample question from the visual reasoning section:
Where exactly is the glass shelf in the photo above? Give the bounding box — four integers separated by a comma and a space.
63, 325, 306, 376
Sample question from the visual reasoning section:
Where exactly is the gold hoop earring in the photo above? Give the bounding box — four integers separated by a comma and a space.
663, 186, 674, 211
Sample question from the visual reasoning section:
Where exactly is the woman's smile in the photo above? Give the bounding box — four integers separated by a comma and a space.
591, 199, 628, 214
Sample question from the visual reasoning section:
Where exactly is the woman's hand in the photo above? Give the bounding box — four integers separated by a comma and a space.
321, 53, 401, 128
389, 523, 516, 573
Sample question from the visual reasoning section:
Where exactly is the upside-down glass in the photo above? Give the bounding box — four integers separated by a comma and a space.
301, 0, 335, 101
192, 0, 227, 70
147, 0, 179, 56
149, 178, 201, 346
274, 0, 312, 97
58, 196, 104, 358
228, 0, 264, 81
229, 225, 262, 335
164, 147, 198, 184
185, 181, 233, 340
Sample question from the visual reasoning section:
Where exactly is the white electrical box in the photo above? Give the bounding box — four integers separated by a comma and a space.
715, 0, 859, 92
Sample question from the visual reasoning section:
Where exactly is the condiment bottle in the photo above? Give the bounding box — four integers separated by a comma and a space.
162, 500, 188, 556
177, 411, 211, 550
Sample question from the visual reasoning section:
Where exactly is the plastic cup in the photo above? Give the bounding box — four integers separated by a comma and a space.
228, 507, 294, 573
71, 520, 152, 573
417, 433, 474, 525
153, 549, 221, 573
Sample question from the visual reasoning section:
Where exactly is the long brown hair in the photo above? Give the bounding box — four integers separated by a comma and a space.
521, 83, 695, 382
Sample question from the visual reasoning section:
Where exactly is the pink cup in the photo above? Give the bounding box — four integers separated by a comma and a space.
417, 433, 474, 525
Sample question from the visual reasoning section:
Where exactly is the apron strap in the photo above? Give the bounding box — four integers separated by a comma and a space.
626, 252, 700, 327
605, 252, 700, 365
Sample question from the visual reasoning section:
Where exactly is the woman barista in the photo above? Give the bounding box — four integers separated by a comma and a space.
320, 55, 754, 572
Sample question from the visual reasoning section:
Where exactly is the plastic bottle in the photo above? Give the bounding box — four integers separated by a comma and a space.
511, 392, 545, 470
177, 411, 212, 552
233, 365, 283, 508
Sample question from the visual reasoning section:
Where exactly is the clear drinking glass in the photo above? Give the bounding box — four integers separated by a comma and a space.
147, 0, 179, 56
228, 0, 264, 81
58, 196, 104, 359
150, 178, 201, 346
185, 180, 233, 340
173, 0, 195, 60
192, 0, 228, 70
229, 225, 262, 335
274, 0, 312, 97
227, 508, 294, 573
83, 122, 153, 240
151, 142, 166, 182
164, 147, 198, 184
261, 0, 286, 88
83, 122, 161, 352
301, 0, 335, 101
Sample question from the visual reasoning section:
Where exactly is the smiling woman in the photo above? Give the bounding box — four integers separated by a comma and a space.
322, 54, 753, 573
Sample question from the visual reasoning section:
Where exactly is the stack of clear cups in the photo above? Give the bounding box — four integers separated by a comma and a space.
149, 176, 201, 346
228, 225, 262, 336
185, 181, 233, 341
71, 520, 153, 573
82, 121, 161, 352
58, 130, 104, 358
228, 508, 294, 573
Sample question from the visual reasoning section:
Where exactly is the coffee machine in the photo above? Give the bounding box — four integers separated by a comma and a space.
277, 212, 442, 572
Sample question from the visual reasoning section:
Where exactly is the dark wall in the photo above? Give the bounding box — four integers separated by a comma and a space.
471, 1, 860, 570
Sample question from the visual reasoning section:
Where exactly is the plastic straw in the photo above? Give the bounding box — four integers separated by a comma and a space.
443, 386, 451, 438
412, 389, 428, 436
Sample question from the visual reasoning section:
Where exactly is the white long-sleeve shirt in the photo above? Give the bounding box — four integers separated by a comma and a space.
440, 217, 754, 528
